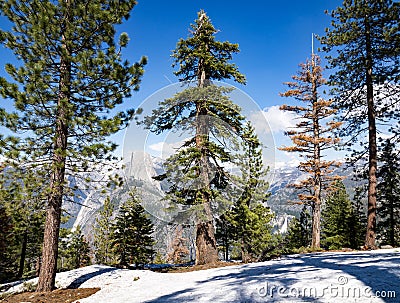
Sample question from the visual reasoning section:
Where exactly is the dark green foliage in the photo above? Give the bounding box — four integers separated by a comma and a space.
321, 0, 400, 98
0, 0, 146, 290
321, 181, 355, 250
299, 205, 312, 248
215, 214, 235, 261
111, 190, 155, 267
59, 226, 91, 271
172, 10, 245, 85
377, 139, 400, 247
284, 217, 305, 252
350, 186, 367, 248
145, 85, 244, 207
245, 204, 274, 260
144, 10, 246, 264
283, 206, 312, 252
93, 197, 115, 265
319, 0, 400, 248
0, 0, 146, 166
0, 167, 46, 282
0, 204, 14, 282
216, 123, 273, 262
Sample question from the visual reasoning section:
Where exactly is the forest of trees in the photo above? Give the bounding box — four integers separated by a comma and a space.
0, 0, 399, 293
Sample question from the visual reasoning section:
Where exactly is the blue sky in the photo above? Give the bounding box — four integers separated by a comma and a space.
123, 0, 342, 108
119, 0, 344, 168
0, 0, 344, 169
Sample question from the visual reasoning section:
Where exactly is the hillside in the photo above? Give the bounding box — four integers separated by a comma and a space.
2, 249, 399, 303
61, 152, 363, 249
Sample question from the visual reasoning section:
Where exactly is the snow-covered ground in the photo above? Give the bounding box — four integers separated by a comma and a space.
2, 249, 400, 302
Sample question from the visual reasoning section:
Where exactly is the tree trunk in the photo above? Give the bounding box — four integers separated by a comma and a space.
311, 54, 322, 250
17, 230, 28, 279
311, 203, 321, 249
224, 236, 229, 261
36, 12, 70, 290
193, 54, 218, 265
390, 198, 395, 247
364, 15, 377, 250
36, 137, 67, 291
35, 256, 41, 277
195, 219, 218, 265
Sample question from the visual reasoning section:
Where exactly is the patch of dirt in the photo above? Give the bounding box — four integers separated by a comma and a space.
0, 288, 100, 303
152, 261, 239, 273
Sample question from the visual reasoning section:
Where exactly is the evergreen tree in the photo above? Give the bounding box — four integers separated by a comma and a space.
94, 197, 115, 265
284, 217, 304, 252
228, 122, 273, 262
350, 186, 367, 248
279, 54, 342, 249
59, 226, 91, 270
144, 10, 246, 265
0, 0, 146, 291
111, 190, 155, 268
299, 205, 312, 247
58, 226, 71, 271
0, 204, 14, 282
321, 180, 354, 249
0, 167, 46, 281
319, 0, 400, 249
215, 213, 235, 261
377, 139, 400, 247
284, 205, 312, 251
247, 204, 274, 261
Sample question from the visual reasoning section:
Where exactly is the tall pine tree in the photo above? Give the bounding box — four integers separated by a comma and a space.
111, 190, 155, 268
144, 10, 246, 265
0, 0, 146, 291
279, 54, 342, 249
319, 0, 400, 249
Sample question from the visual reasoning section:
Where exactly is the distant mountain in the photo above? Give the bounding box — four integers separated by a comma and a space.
62, 151, 365, 256
267, 162, 365, 220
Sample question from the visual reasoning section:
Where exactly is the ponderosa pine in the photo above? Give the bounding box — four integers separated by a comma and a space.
319, 0, 400, 249
0, 0, 145, 291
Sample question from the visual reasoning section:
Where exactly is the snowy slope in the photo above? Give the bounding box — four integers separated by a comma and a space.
3, 249, 399, 302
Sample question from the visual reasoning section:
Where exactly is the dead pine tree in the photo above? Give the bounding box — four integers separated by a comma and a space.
279, 53, 342, 250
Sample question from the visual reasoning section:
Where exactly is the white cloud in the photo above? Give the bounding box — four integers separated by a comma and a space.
249, 105, 299, 134
275, 153, 301, 170
148, 140, 187, 159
